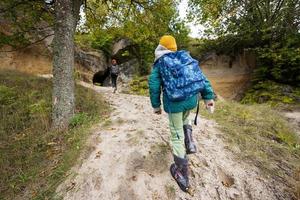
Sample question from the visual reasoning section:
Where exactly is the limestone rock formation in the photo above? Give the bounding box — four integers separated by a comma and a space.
75, 47, 108, 73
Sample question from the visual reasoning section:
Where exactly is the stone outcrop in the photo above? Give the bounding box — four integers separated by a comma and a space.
93, 59, 138, 86
90, 38, 139, 86
118, 59, 138, 83
200, 51, 255, 76
75, 47, 108, 73
112, 39, 132, 56
200, 51, 256, 99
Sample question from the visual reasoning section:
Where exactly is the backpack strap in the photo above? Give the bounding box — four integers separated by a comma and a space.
194, 96, 200, 126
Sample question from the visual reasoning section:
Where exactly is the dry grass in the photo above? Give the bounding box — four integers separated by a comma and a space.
200, 101, 300, 198
0, 70, 110, 200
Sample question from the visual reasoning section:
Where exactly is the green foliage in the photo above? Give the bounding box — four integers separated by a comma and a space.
255, 40, 300, 85
2, 0, 189, 75
0, 85, 16, 105
0, 32, 29, 48
75, 30, 114, 56
69, 112, 89, 128
0, 0, 54, 48
189, 0, 300, 40
128, 76, 149, 96
76, 0, 189, 75
0, 70, 110, 199
188, 0, 300, 97
200, 100, 300, 198
241, 81, 300, 108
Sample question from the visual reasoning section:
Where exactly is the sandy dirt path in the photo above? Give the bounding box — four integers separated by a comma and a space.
56, 83, 286, 200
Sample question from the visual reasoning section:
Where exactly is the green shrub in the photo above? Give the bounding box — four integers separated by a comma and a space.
129, 76, 149, 96
242, 80, 300, 108
69, 112, 89, 128
255, 45, 300, 85
0, 85, 16, 105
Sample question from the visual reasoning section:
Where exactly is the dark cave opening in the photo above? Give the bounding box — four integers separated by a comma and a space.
92, 69, 110, 86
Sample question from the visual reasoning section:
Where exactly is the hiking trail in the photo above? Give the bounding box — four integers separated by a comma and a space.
56, 82, 286, 200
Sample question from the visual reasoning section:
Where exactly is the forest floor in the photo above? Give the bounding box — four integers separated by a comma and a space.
55, 82, 297, 200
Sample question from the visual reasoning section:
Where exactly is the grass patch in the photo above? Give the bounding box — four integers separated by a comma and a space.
200, 101, 300, 198
127, 76, 149, 96
241, 80, 300, 109
0, 70, 110, 200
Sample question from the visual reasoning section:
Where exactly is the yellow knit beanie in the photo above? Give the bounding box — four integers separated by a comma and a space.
159, 35, 177, 51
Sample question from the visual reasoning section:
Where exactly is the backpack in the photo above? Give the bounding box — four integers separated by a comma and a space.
158, 50, 205, 102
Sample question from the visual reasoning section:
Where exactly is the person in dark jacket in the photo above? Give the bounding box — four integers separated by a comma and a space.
148, 35, 215, 192
110, 59, 119, 93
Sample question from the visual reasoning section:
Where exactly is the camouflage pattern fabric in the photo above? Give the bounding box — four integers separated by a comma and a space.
158, 50, 206, 102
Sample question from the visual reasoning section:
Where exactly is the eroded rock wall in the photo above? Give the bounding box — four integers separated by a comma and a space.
0, 44, 109, 83
75, 47, 108, 73
200, 51, 256, 99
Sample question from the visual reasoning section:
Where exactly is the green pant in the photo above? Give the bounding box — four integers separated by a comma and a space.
168, 111, 191, 158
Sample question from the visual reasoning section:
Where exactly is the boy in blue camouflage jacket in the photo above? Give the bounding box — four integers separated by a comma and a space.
148, 35, 215, 192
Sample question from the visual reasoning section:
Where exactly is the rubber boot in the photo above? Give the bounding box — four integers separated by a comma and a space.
183, 125, 197, 154
170, 155, 189, 192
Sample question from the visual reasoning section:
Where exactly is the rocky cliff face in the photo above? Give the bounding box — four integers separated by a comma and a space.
118, 59, 138, 82
200, 51, 256, 99
0, 43, 109, 82
0, 44, 53, 74
112, 39, 132, 56
75, 47, 108, 73
92, 38, 139, 86
93, 58, 138, 87
0, 32, 255, 100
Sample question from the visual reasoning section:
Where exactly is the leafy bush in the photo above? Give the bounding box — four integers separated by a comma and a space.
128, 76, 149, 96
69, 112, 89, 128
75, 32, 114, 57
241, 80, 300, 108
255, 46, 300, 85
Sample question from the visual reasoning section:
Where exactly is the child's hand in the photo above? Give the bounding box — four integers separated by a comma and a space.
205, 100, 215, 114
153, 107, 162, 115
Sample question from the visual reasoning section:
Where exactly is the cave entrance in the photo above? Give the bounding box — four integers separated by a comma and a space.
92, 69, 110, 86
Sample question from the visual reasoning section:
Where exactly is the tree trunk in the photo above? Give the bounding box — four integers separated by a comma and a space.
52, 0, 82, 131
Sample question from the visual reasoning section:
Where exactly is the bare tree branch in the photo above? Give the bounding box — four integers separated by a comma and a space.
0, 33, 54, 52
